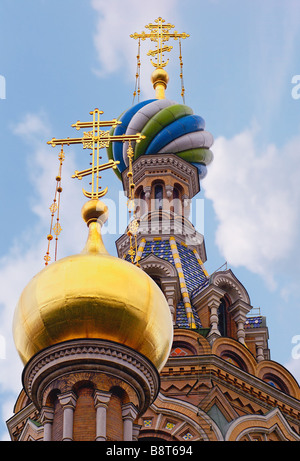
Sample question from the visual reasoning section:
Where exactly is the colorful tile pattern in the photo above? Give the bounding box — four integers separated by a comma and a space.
127, 237, 210, 330
165, 422, 176, 430
244, 317, 263, 329
170, 346, 189, 357
182, 431, 193, 440
125, 236, 265, 333
169, 237, 197, 329
143, 419, 152, 427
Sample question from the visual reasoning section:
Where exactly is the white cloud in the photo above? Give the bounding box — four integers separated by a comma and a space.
203, 127, 300, 288
90, 0, 180, 97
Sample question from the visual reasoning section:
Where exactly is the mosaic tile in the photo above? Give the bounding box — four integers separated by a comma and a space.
165, 422, 176, 430
244, 317, 263, 329
143, 419, 152, 427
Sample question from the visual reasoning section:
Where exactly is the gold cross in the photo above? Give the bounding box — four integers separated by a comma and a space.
130, 17, 189, 69
47, 108, 145, 199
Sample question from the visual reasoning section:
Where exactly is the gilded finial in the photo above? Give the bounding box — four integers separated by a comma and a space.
81, 199, 109, 255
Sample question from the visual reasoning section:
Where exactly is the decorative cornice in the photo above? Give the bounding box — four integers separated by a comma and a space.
139, 253, 177, 277
210, 269, 251, 304
122, 154, 200, 198
162, 354, 300, 420
147, 392, 222, 441
224, 407, 300, 441
6, 401, 39, 440
22, 339, 160, 415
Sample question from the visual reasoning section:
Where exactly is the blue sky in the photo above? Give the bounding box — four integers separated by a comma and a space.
1, 0, 300, 440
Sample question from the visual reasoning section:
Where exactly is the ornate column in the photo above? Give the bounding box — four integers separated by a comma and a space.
229, 300, 252, 345
165, 185, 173, 198
193, 285, 224, 345
143, 186, 151, 200
40, 406, 54, 441
256, 343, 265, 362
208, 299, 221, 343
122, 403, 138, 441
93, 390, 112, 441
206, 289, 225, 344
58, 391, 77, 441
160, 277, 179, 324
132, 423, 142, 441
254, 331, 269, 362
182, 193, 191, 217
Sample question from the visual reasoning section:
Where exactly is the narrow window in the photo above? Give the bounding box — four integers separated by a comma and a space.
218, 299, 227, 337
154, 184, 163, 210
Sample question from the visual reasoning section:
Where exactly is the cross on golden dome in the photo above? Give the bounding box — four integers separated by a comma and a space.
47, 108, 145, 199
130, 17, 189, 100
130, 17, 189, 69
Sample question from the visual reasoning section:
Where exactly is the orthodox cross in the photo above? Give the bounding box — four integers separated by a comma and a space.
47, 108, 145, 199
130, 17, 189, 69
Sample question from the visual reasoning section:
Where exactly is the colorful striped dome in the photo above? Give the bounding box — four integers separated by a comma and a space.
107, 99, 213, 180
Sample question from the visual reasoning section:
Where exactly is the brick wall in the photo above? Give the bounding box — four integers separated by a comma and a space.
52, 398, 63, 441
73, 386, 96, 441
106, 393, 123, 441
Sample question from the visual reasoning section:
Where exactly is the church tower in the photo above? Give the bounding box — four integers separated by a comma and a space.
7, 17, 300, 442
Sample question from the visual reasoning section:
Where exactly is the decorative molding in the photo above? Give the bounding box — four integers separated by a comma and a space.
116, 219, 206, 263
210, 270, 251, 304
6, 402, 39, 441
23, 339, 160, 416
139, 253, 178, 278
144, 392, 223, 441
224, 407, 300, 441
163, 354, 300, 418
122, 154, 200, 199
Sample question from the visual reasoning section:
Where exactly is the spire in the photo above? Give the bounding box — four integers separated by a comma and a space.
130, 17, 189, 99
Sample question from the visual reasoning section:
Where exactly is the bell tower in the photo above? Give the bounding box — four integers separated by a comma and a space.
116, 152, 209, 329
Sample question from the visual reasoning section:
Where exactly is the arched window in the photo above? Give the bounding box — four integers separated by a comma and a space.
138, 190, 146, 216
218, 299, 227, 337
173, 187, 179, 199
170, 341, 197, 357
154, 184, 163, 210
221, 351, 247, 372
263, 373, 289, 394
172, 187, 181, 214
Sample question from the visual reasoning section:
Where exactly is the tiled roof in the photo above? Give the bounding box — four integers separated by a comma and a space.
176, 243, 208, 293
126, 238, 264, 333
142, 239, 174, 263
136, 238, 209, 329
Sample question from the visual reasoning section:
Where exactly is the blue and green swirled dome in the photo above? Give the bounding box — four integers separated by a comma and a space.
106, 99, 213, 180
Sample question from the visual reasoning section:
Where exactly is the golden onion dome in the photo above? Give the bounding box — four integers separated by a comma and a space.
13, 199, 173, 371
